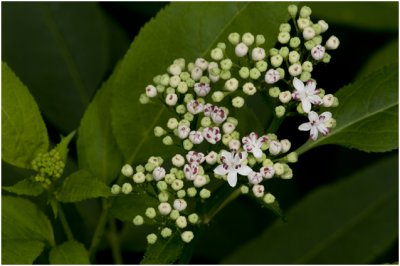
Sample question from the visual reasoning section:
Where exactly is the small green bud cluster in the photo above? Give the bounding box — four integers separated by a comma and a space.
31, 149, 65, 189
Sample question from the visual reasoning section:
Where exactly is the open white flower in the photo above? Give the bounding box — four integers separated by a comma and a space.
214, 150, 252, 187
292, 77, 322, 113
299, 111, 332, 140
242, 132, 267, 158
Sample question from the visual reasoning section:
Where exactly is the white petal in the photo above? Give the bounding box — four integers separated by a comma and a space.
319, 111, 332, 122
317, 124, 330, 135
302, 99, 312, 113
293, 77, 304, 91
252, 148, 263, 158
310, 126, 318, 140
305, 80, 316, 93
308, 111, 319, 122
221, 150, 232, 160
298, 122, 311, 131
214, 165, 228, 176
227, 171, 238, 187
237, 165, 253, 176
308, 95, 322, 105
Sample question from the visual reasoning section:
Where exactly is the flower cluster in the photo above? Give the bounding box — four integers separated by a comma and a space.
31, 149, 65, 189
111, 4, 340, 246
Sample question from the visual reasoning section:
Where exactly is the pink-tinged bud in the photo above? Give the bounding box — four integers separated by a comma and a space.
211, 106, 227, 124
177, 124, 190, 139
184, 164, 199, 181
186, 100, 204, 114
194, 83, 211, 97
260, 166, 275, 179
248, 171, 263, 184
265, 69, 280, 84
252, 184, 265, 197
311, 45, 325, 60
153, 166, 166, 181
189, 131, 204, 144
203, 127, 221, 144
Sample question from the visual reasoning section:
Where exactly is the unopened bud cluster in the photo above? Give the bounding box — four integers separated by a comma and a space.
113, 4, 340, 247
31, 149, 65, 189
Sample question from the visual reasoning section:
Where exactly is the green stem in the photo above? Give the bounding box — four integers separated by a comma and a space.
58, 203, 74, 241
89, 199, 111, 261
108, 219, 123, 264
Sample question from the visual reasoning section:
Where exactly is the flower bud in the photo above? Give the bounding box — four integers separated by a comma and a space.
181, 231, 194, 243
252, 184, 265, 197
311, 45, 325, 60
303, 26, 315, 40
228, 32, 240, 45
288, 63, 302, 77
273, 163, 285, 176
177, 189, 186, 198
133, 215, 144, 226
235, 42, 248, 57
255, 61, 267, 73
289, 51, 300, 64
121, 164, 134, 177
304, 40, 316, 50
271, 54, 283, 67
188, 213, 199, 224
176, 216, 188, 228
252, 47, 266, 61
269, 48, 279, 56
111, 184, 121, 195
297, 18, 310, 30
121, 183, 132, 194
145, 85, 157, 98
133, 172, 146, 183
212, 91, 224, 102
269, 87, 280, 98
300, 71, 311, 82
194, 83, 211, 97
302, 61, 313, 72
169, 75, 181, 88
256, 34, 265, 45
275, 105, 286, 118
299, 6, 312, 18
173, 199, 188, 212
269, 140, 282, 155
260, 166, 275, 179
169, 63, 182, 76
158, 191, 169, 202
139, 94, 150, 104
219, 69, 231, 80
170, 209, 180, 220
165, 93, 178, 106
242, 32, 255, 46
145, 207, 156, 219
161, 227, 172, 238
160, 74, 170, 86
187, 187, 197, 197
265, 69, 280, 84
193, 175, 207, 187
171, 179, 184, 191
158, 202, 172, 215
183, 139, 194, 150
200, 188, 211, 199
239, 67, 250, 79
248, 171, 263, 185
157, 180, 168, 191
154, 126, 166, 137
195, 58, 208, 71
232, 96, 245, 108
280, 139, 291, 153
242, 82, 257, 96
183, 112, 194, 122
288, 4, 298, 18
279, 23, 291, 32
220, 59, 233, 71
312, 36, 322, 45
201, 117, 212, 127
279, 91, 292, 103
323, 53, 331, 63
153, 166, 166, 181
224, 78, 239, 92
290, 37, 301, 48
249, 68, 261, 79
171, 154, 185, 168
326, 35, 340, 50
323, 94, 335, 107
147, 233, 158, 244
332, 97, 339, 107
287, 152, 298, 163
263, 193, 276, 204
211, 47, 224, 61
205, 151, 218, 165
189, 131, 204, 144
318, 20, 329, 32
240, 185, 249, 194
279, 47, 289, 58
278, 32, 290, 44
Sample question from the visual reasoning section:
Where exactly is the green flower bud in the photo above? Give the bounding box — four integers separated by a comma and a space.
183, 93, 194, 103
322, 53, 331, 63
232, 96, 245, 108
188, 213, 199, 224
220, 58, 233, 70
276, 68, 285, 79
212, 91, 225, 102
302, 61, 313, 72
154, 126, 166, 137
184, 112, 194, 122
299, 5, 312, 18
181, 231, 194, 243
158, 191, 169, 202
177, 82, 188, 94
153, 75, 161, 85
256, 34, 266, 45
289, 37, 301, 48
242, 82, 257, 96
219, 69, 231, 80
281, 167, 293, 179
275, 105, 286, 118
183, 139, 194, 151
162, 136, 174, 146
240, 185, 249, 194
269, 87, 280, 98
121, 164, 134, 177
279, 23, 291, 32
256, 60, 268, 72
217, 42, 226, 50
176, 216, 188, 228
147, 233, 158, 244
297, 18, 310, 30
133, 172, 146, 183
171, 179, 184, 191
187, 187, 197, 197
296, 103, 305, 114
200, 117, 211, 127
227, 117, 238, 126
263, 193, 276, 204
224, 78, 239, 92
121, 183, 132, 194
273, 163, 285, 176
169, 75, 181, 88
230, 131, 240, 140
200, 188, 211, 199
312, 24, 322, 35
289, 51, 300, 64
312, 35, 322, 45
170, 209, 180, 220
228, 32, 240, 45
186, 78, 195, 87
300, 71, 311, 82
269, 48, 279, 56
111, 184, 121, 195
239, 67, 250, 79
139, 94, 150, 104
248, 156, 256, 167
288, 4, 298, 18
242, 32, 255, 46
210, 66, 221, 76
200, 76, 210, 84
278, 32, 290, 44
157, 181, 168, 191
174, 58, 185, 70
177, 189, 186, 198
161, 227, 172, 238
136, 165, 145, 173
133, 215, 144, 226
249, 68, 261, 79
279, 47, 289, 58
167, 118, 179, 130
146, 173, 153, 182
222, 134, 232, 145
160, 74, 170, 86
332, 97, 339, 107
271, 54, 283, 67
211, 47, 224, 61
304, 40, 315, 50
145, 207, 156, 219
156, 85, 165, 93
180, 71, 190, 81
287, 152, 298, 163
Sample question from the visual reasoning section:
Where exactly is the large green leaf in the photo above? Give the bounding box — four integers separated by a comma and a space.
2, 62, 49, 169
222, 155, 398, 264
2, 2, 122, 133
110, 2, 290, 163
56, 170, 111, 202
77, 68, 124, 185
2, 178, 44, 197
2, 196, 55, 263
49, 241, 90, 264
2, 240, 45, 264
141, 231, 185, 264
308, 2, 398, 31
297, 65, 398, 154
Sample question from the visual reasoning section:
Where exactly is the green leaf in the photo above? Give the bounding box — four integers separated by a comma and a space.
2, 2, 114, 133
56, 169, 111, 202
297, 65, 398, 154
309, 2, 398, 31
357, 40, 398, 78
54, 130, 76, 162
109, 193, 159, 222
77, 70, 124, 185
2, 62, 49, 169
110, 2, 290, 163
2, 178, 44, 197
2, 196, 55, 263
2, 239, 45, 264
49, 241, 90, 264
222, 155, 398, 264
141, 230, 185, 264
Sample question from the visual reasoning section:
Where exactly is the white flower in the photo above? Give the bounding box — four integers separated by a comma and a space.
265, 69, 280, 84
186, 100, 204, 114
242, 132, 267, 158
194, 83, 211, 97
203, 127, 221, 144
299, 111, 332, 140
214, 150, 252, 187
292, 77, 322, 113
186, 151, 205, 165
189, 131, 204, 144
